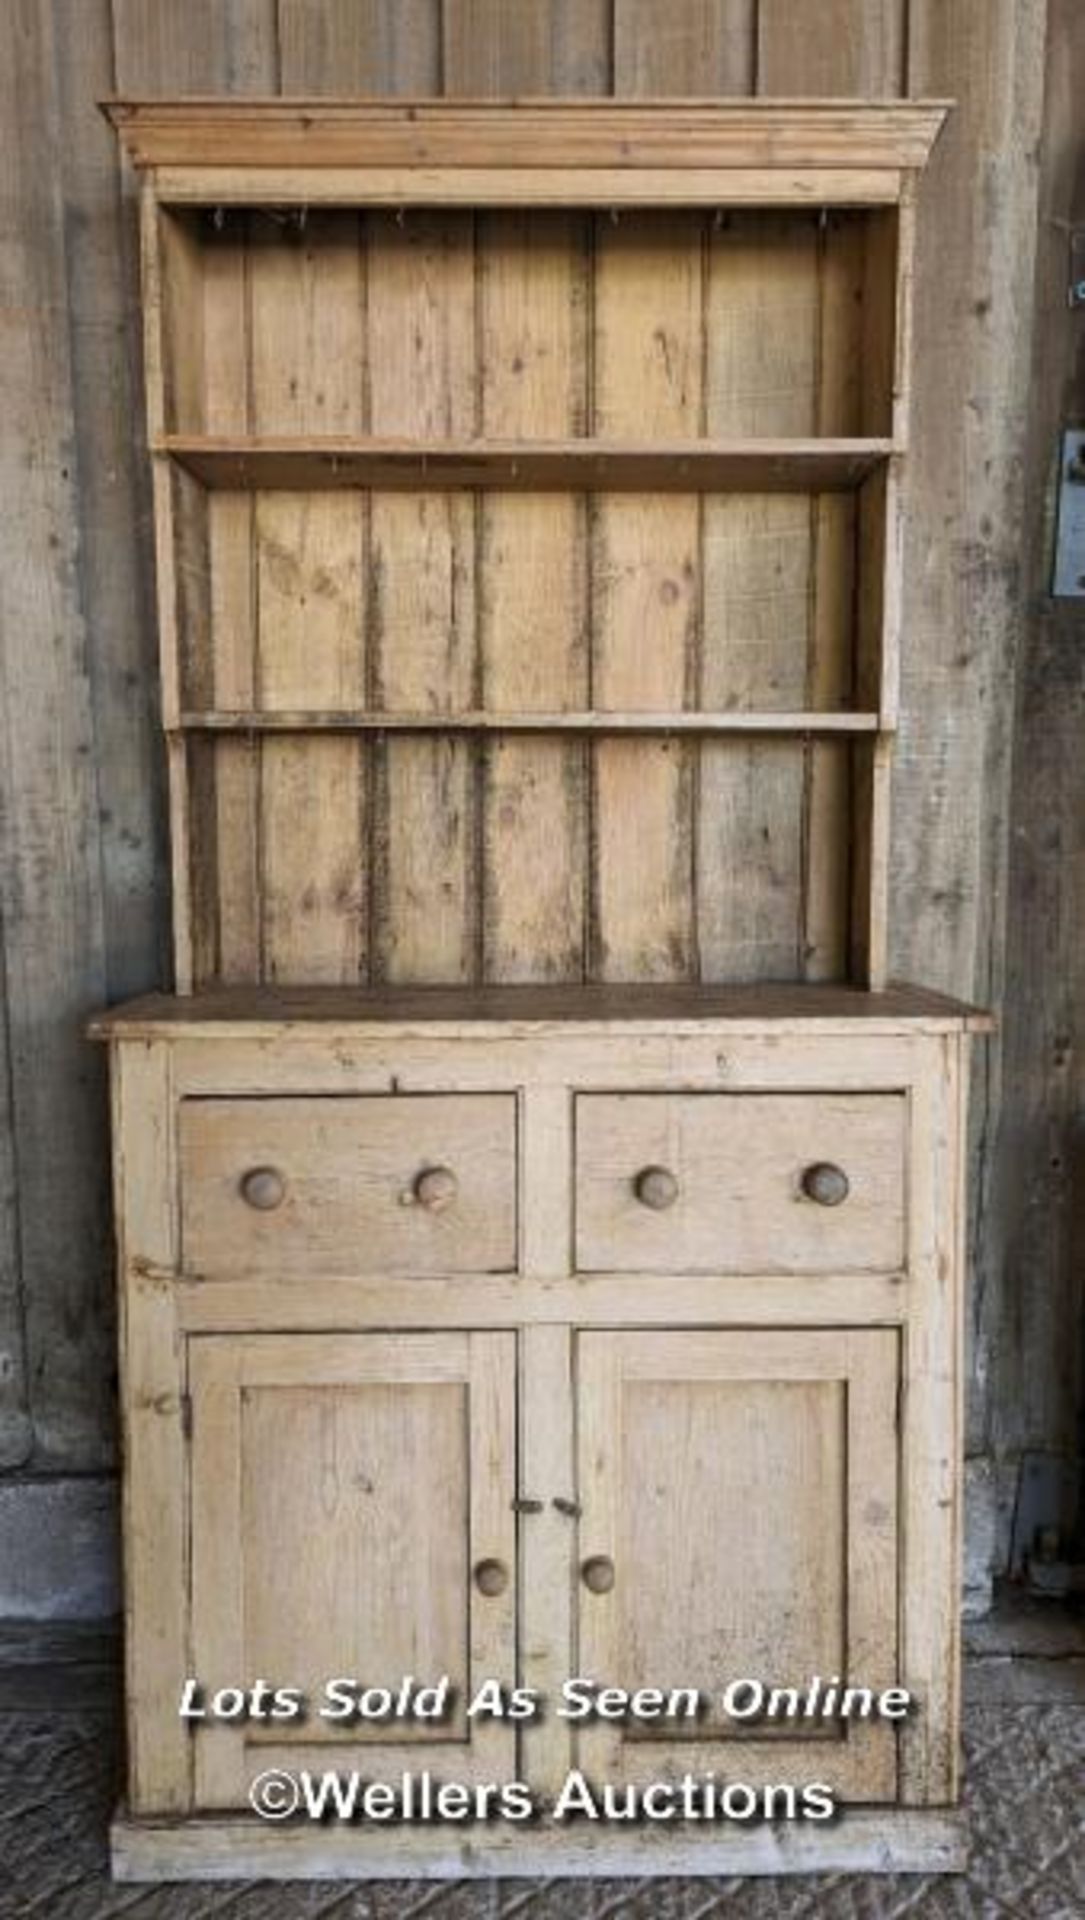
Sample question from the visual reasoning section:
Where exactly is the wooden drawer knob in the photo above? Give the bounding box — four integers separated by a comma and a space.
801, 1161, 850, 1207
413, 1165, 459, 1212
581, 1555, 616, 1595
239, 1166, 286, 1212
474, 1558, 509, 1598
634, 1165, 679, 1211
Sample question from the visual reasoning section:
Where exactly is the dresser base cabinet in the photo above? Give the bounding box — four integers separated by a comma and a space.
96, 986, 984, 1880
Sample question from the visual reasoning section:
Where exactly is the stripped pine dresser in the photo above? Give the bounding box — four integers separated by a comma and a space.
94, 98, 989, 1880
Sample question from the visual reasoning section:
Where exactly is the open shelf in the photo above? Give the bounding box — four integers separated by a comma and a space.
137, 143, 918, 991
179, 727, 878, 990
160, 437, 895, 494
176, 709, 883, 735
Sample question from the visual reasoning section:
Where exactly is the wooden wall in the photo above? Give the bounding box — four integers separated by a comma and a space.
989, 0, 1085, 1555
0, 0, 1072, 1607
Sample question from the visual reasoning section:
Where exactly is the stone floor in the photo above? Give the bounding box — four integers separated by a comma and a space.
1, 1611, 1082, 1919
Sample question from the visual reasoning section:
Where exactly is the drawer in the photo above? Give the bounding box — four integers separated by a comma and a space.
574, 1093, 905, 1273
179, 1095, 517, 1275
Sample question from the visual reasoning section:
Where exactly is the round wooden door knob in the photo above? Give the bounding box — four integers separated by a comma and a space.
634, 1165, 679, 1211
413, 1165, 459, 1212
473, 1558, 509, 1597
581, 1555, 616, 1595
801, 1161, 850, 1207
239, 1166, 286, 1211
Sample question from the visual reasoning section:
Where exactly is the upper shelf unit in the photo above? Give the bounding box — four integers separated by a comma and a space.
110, 100, 948, 996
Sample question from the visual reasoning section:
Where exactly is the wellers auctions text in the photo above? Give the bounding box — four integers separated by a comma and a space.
252, 1766, 838, 1826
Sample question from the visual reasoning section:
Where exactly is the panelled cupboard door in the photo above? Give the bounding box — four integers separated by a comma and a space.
576, 1330, 899, 1801
188, 1332, 516, 1808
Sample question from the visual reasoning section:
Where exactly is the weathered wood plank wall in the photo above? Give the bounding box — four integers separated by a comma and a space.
990, 0, 1085, 1555
0, 0, 1071, 1611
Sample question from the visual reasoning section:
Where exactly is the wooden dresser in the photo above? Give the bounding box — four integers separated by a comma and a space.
95, 98, 988, 1881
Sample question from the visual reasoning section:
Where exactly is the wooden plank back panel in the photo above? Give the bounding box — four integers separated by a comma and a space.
155, 211, 207, 438
708, 214, 817, 438
160, 205, 887, 446
804, 506, 855, 980
591, 212, 701, 980
206, 501, 259, 979
197, 217, 262, 983
249, 217, 368, 983
806, 218, 869, 981
367, 211, 478, 983
702, 218, 830, 980
479, 213, 590, 980
153, 203, 900, 988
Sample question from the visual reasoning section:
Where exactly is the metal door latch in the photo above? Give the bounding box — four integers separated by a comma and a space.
1052, 430, 1085, 596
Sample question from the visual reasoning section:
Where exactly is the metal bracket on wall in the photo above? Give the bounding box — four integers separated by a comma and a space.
1052, 430, 1085, 596
1069, 228, 1085, 306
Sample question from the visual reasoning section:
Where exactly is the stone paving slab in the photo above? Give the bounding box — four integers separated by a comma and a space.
0, 1704, 1082, 1919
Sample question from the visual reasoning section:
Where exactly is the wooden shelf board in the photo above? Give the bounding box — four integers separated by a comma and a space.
89, 981, 995, 1041
160, 436, 894, 492
104, 98, 950, 175
176, 710, 884, 736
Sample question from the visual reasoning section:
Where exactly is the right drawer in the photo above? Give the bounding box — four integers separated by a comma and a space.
574, 1092, 906, 1274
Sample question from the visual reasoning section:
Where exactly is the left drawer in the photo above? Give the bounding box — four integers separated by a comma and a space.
178, 1095, 518, 1275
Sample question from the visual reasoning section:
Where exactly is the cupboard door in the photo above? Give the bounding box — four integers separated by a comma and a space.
576, 1329, 899, 1802
188, 1332, 516, 1807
